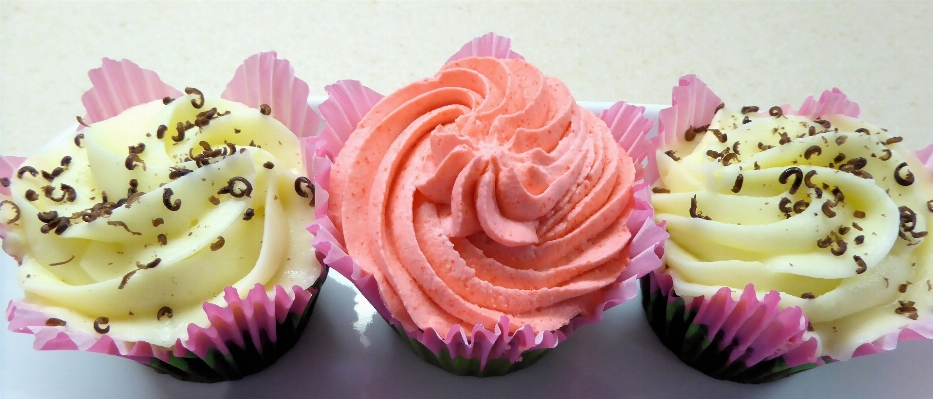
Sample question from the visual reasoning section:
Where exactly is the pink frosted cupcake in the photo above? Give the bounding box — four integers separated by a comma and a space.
0, 53, 326, 382
644, 75, 933, 383
307, 33, 667, 376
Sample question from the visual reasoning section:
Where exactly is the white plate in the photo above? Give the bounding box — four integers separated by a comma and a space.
2, 101, 932, 399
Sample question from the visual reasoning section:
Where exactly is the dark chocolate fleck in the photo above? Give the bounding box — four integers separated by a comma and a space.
243, 208, 255, 221
185, 87, 205, 109
162, 188, 181, 211
93, 317, 110, 334
45, 318, 67, 327
210, 236, 225, 251
157, 306, 173, 321
119, 270, 137, 289
894, 162, 914, 186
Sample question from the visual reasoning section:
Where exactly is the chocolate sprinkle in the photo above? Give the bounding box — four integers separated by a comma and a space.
0, 200, 20, 224
119, 270, 137, 289
260, 104, 272, 116
45, 318, 66, 327
157, 306, 174, 321
210, 236, 225, 251
779, 167, 803, 195
741, 106, 759, 114
185, 87, 205, 109
652, 187, 671, 194
162, 188, 181, 211
93, 317, 110, 334
893, 162, 914, 186
731, 174, 744, 193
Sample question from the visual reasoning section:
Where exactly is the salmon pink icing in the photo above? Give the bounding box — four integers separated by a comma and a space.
329, 57, 638, 334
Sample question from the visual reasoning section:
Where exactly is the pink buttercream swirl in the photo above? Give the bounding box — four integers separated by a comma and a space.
329, 57, 637, 334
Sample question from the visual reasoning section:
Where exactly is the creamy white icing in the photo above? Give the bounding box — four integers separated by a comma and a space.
0, 94, 321, 346
653, 107, 933, 360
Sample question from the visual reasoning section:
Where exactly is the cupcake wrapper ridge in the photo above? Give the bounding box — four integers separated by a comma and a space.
643, 75, 933, 383
308, 32, 667, 376
2, 52, 326, 383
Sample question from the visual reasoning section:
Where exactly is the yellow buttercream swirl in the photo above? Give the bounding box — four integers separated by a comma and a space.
1, 95, 320, 346
653, 108, 933, 360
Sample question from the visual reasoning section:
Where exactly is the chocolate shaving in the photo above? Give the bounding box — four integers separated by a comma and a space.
878, 149, 892, 161
136, 258, 161, 270
60, 184, 77, 202
162, 96, 174, 105
895, 300, 918, 320
125, 153, 144, 170
778, 132, 791, 145
821, 201, 838, 218
855, 128, 870, 135
793, 200, 809, 214
48, 255, 75, 266
808, 126, 817, 136
768, 106, 783, 117
74, 133, 85, 148
76, 116, 90, 127
731, 174, 744, 193
652, 187, 671, 194
157, 233, 167, 246
815, 119, 831, 129
172, 122, 187, 142
831, 239, 847, 256
45, 318, 66, 327
801, 292, 815, 299
168, 167, 193, 180
742, 116, 752, 124
0, 200, 20, 224
162, 188, 181, 211
710, 129, 727, 143
119, 270, 136, 289
689, 195, 712, 220
928, 200, 933, 213
157, 306, 174, 320
816, 236, 833, 249
107, 220, 142, 236
60, 156, 73, 167
885, 136, 903, 145
839, 226, 851, 235
185, 87, 205, 109
208, 195, 220, 205
25, 190, 38, 201
804, 146, 822, 160
732, 141, 741, 154
37, 210, 59, 223
831, 187, 845, 203
17, 166, 38, 179
156, 124, 167, 139
199, 141, 213, 152
803, 170, 818, 188
855, 235, 865, 245
854, 255, 867, 274
741, 106, 759, 114
219, 177, 252, 198
835, 136, 847, 146
833, 153, 847, 164
93, 317, 110, 334
899, 283, 909, 294
0, 177, 9, 187
152, 218, 164, 227
210, 236, 225, 251
894, 162, 914, 186
260, 104, 272, 115
779, 167, 803, 195
263, 161, 275, 169
779, 197, 793, 214
243, 208, 255, 221
758, 142, 773, 151
706, 150, 722, 160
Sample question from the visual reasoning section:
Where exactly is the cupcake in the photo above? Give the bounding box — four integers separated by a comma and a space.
308, 33, 667, 376
644, 75, 933, 383
0, 53, 326, 383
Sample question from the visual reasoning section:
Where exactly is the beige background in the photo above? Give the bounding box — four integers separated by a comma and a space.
2, 1, 931, 156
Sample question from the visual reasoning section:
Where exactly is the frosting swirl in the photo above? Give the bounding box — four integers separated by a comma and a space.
329, 57, 637, 334
0, 94, 320, 346
652, 107, 933, 359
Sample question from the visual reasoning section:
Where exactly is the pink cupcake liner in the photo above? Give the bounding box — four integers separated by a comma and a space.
307, 32, 667, 375
1, 53, 326, 382
644, 74, 933, 382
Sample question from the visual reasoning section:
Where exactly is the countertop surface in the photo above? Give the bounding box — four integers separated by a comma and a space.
1, 2, 932, 399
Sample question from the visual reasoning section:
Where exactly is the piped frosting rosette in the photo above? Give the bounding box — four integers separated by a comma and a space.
644, 75, 933, 383
0, 53, 326, 383
308, 33, 667, 376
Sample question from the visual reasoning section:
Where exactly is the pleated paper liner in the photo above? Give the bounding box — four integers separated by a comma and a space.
642, 74, 933, 383
307, 33, 668, 377
2, 52, 326, 382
